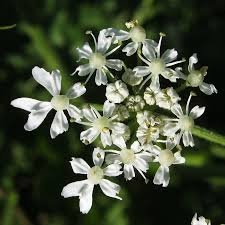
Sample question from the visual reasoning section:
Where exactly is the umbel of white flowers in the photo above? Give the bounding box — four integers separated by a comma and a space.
10, 20, 218, 214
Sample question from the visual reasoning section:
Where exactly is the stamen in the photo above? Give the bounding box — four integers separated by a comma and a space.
84, 70, 95, 84
186, 92, 196, 114
139, 74, 152, 91
105, 44, 121, 57
166, 58, 186, 67
138, 53, 150, 65
86, 30, 97, 51
156, 33, 166, 58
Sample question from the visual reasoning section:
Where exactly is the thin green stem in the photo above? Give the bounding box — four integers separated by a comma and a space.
193, 125, 225, 147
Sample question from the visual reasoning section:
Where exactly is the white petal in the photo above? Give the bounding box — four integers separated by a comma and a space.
73, 64, 91, 76
171, 104, 183, 118
24, 104, 52, 131
95, 69, 107, 86
11, 98, 49, 112
111, 122, 128, 135
153, 166, 170, 187
188, 53, 198, 72
182, 131, 194, 147
105, 154, 121, 164
61, 180, 88, 198
133, 66, 150, 77
112, 133, 126, 149
66, 82, 86, 99
174, 152, 185, 164
79, 184, 94, 214
97, 29, 112, 53
130, 141, 141, 153
80, 127, 100, 145
142, 44, 156, 61
136, 152, 152, 162
189, 106, 205, 119
124, 164, 135, 180
82, 107, 97, 122
76, 42, 93, 60
149, 74, 160, 90
122, 42, 138, 56
105, 28, 130, 41
133, 157, 149, 172
92, 148, 105, 166
70, 157, 90, 174
50, 111, 69, 138
162, 49, 178, 63
67, 104, 82, 121
106, 59, 123, 71
163, 122, 180, 136
103, 100, 115, 118
104, 164, 122, 177
99, 179, 122, 200
32, 66, 61, 96
100, 130, 112, 147
199, 82, 218, 95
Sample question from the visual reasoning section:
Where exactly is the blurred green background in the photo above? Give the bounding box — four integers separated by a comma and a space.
0, 0, 225, 225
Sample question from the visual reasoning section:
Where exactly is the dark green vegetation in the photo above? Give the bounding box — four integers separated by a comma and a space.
0, 0, 225, 224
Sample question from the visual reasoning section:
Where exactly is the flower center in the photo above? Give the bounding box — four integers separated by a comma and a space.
187, 70, 204, 87
87, 166, 104, 184
51, 95, 69, 111
89, 53, 106, 69
129, 26, 146, 43
150, 59, 165, 75
159, 149, 175, 167
120, 149, 136, 164
178, 115, 194, 131
93, 117, 111, 132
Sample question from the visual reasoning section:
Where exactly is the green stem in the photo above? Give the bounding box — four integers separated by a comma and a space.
193, 125, 225, 147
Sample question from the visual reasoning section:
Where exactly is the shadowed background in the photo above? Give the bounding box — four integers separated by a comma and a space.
0, 0, 225, 225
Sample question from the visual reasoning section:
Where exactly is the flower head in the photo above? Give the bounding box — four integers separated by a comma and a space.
177, 54, 217, 95
106, 80, 129, 103
106, 139, 152, 182
73, 29, 123, 86
148, 143, 185, 187
133, 33, 185, 90
163, 93, 205, 147
78, 100, 128, 147
11, 66, 86, 138
106, 20, 157, 56
61, 148, 122, 214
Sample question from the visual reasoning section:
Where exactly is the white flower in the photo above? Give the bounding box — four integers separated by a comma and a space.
11, 66, 86, 138
133, 33, 185, 90
148, 143, 185, 187
106, 139, 152, 182
144, 86, 158, 105
106, 80, 129, 103
191, 213, 211, 225
155, 87, 181, 110
73, 29, 123, 86
125, 95, 145, 112
78, 100, 128, 147
177, 54, 217, 95
61, 148, 122, 214
106, 21, 157, 56
163, 93, 205, 147
136, 111, 161, 145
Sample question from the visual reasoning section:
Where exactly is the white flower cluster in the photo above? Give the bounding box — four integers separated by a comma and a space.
11, 20, 217, 214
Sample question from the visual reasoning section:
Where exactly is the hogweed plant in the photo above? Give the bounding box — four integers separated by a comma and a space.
10, 20, 224, 221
